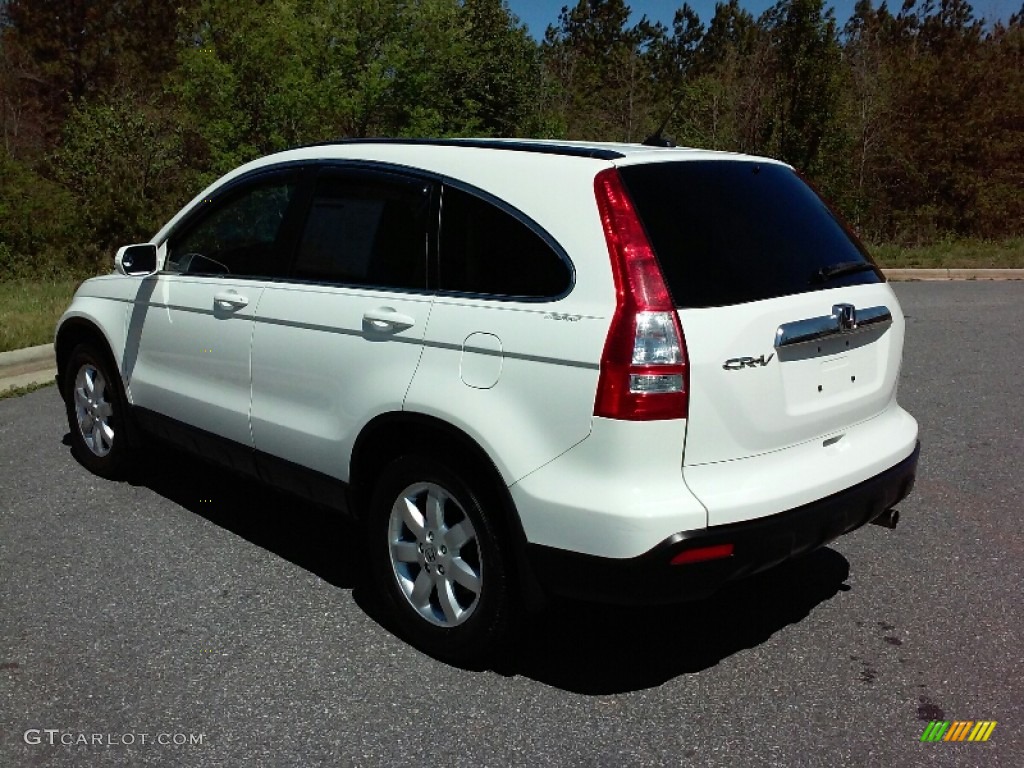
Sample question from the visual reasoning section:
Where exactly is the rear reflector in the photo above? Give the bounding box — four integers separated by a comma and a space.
670, 543, 735, 565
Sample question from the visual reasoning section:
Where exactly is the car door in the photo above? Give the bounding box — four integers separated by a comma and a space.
402, 182, 600, 484
126, 168, 305, 455
249, 166, 435, 482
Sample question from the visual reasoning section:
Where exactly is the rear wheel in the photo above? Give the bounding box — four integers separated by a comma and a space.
367, 456, 514, 666
63, 342, 135, 478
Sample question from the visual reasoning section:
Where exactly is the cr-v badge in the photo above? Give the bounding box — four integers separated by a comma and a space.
723, 353, 774, 370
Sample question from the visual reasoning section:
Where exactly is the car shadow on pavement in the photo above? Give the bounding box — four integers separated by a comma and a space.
117, 438, 364, 592
100, 436, 852, 694
497, 546, 852, 694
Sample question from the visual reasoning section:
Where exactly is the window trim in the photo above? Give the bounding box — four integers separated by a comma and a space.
290, 160, 575, 301
435, 180, 576, 303
159, 163, 312, 281
156, 157, 576, 300
280, 164, 437, 294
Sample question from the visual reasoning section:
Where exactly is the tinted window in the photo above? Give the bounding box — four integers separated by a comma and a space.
167, 177, 296, 278
291, 171, 429, 290
439, 186, 570, 298
619, 162, 882, 308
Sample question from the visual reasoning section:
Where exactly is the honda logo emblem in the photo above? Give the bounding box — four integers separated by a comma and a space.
832, 303, 857, 330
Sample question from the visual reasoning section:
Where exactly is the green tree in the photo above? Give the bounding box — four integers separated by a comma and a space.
697, 0, 759, 71
0, 22, 49, 159
669, 0, 770, 152
0, 145, 80, 278
52, 93, 186, 262
2, 0, 180, 117
542, 0, 661, 141
974, 12, 1024, 237
762, 0, 845, 175
873, 0, 989, 240
838, 0, 899, 232
174, 0, 537, 165
643, 4, 704, 141
446, 0, 542, 136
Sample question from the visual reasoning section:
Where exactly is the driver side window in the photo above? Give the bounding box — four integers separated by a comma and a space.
165, 176, 296, 278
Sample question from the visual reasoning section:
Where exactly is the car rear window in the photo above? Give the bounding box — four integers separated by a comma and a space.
619, 161, 882, 308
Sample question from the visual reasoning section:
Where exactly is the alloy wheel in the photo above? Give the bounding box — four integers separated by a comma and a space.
73, 363, 115, 457
387, 482, 483, 627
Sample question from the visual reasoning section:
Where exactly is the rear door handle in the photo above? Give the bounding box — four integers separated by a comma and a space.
363, 307, 415, 332
214, 290, 249, 310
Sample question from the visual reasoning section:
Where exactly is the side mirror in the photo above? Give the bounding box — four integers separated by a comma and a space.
115, 243, 158, 276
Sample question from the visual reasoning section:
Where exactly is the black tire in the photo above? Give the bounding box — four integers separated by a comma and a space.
63, 342, 136, 479
366, 455, 516, 666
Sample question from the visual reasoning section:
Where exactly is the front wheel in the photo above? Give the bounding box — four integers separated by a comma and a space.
367, 456, 515, 666
63, 342, 135, 478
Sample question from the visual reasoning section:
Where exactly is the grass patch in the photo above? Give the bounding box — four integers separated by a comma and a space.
0, 279, 80, 353
870, 238, 1024, 269
0, 379, 56, 400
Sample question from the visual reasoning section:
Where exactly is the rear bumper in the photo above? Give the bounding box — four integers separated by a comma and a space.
527, 441, 920, 605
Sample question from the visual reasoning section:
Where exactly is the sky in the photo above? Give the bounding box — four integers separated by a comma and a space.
506, 0, 1021, 39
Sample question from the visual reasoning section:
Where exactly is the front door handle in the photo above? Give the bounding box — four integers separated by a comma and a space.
363, 307, 415, 333
214, 290, 249, 310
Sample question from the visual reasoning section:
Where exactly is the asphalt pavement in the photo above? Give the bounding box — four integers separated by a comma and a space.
1, 282, 1021, 767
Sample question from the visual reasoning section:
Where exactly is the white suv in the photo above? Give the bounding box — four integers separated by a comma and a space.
56, 139, 920, 663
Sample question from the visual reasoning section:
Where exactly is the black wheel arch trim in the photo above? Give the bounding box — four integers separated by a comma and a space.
55, 317, 123, 399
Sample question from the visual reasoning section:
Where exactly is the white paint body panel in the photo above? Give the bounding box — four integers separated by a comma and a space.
684, 401, 918, 527
250, 283, 431, 479
126, 275, 262, 446
509, 418, 704, 559
404, 293, 606, 485
56, 276, 138, 395
679, 282, 906, 467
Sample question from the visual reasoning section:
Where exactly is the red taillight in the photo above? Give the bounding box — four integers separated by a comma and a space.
670, 543, 734, 565
593, 168, 689, 421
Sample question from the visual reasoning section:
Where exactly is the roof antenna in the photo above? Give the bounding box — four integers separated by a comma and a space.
642, 92, 685, 147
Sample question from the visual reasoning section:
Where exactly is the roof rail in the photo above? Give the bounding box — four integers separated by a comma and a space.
299, 137, 626, 161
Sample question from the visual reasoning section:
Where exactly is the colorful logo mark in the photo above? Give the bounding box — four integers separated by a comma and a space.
920, 721, 997, 742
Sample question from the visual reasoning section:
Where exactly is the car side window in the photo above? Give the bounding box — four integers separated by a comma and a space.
439, 185, 570, 298
165, 176, 297, 278
291, 170, 430, 290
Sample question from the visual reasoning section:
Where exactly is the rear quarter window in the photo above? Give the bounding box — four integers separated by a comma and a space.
619, 161, 882, 308
439, 185, 571, 299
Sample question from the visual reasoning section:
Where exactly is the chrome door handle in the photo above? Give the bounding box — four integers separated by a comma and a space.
214, 290, 249, 310
363, 307, 415, 332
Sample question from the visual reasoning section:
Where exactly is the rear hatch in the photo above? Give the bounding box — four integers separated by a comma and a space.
619, 160, 903, 468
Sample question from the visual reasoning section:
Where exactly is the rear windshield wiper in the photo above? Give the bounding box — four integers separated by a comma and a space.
811, 261, 877, 284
